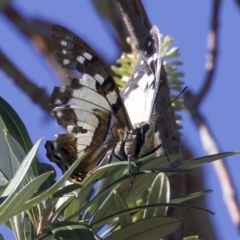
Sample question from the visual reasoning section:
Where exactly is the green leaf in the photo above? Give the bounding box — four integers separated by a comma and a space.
183, 236, 200, 240
17, 154, 84, 214
63, 194, 83, 222
49, 162, 128, 223
52, 184, 82, 198
0, 172, 51, 224
90, 191, 115, 225
67, 182, 95, 218
0, 120, 21, 181
23, 214, 34, 240
0, 97, 38, 176
104, 217, 182, 240
40, 197, 60, 224
0, 183, 8, 196
82, 161, 130, 187
93, 202, 213, 230
177, 152, 240, 170
87, 166, 183, 223
164, 47, 180, 58
171, 190, 212, 203
139, 154, 180, 170
1, 131, 35, 182
38, 221, 95, 240
113, 191, 131, 227
0, 138, 42, 200
144, 173, 170, 218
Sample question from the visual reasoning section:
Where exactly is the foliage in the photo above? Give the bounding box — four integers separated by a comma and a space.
0, 96, 238, 239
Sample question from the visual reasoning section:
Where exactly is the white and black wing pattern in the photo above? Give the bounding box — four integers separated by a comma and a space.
121, 26, 161, 126
118, 26, 162, 160
50, 25, 131, 130
45, 25, 131, 183
45, 25, 162, 183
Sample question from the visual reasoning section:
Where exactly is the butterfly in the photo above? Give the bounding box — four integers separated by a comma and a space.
45, 25, 162, 183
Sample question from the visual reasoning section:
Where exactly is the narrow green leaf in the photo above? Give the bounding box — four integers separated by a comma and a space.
0, 171, 8, 185
52, 184, 82, 198
82, 161, 129, 187
23, 214, 34, 240
113, 167, 185, 209
18, 154, 84, 213
183, 236, 200, 240
0, 97, 38, 176
70, 181, 95, 216
104, 217, 182, 240
38, 222, 95, 240
0, 172, 52, 224
171, 190, 212, 203
0, 138, 42, 222
164, 47, 180, 58
144, 173, 170, 218
177, 152, 239, 170
63, 197, 82, 222
0, 192, 17, 211
113, 191, 131, 227
10, 213, 25, 240
89, 168, 175, 222
0, 120, 21, 181
0, 183, 8, 196
92, 203, 213, 229
3, 131, 35, 181
90, 191, 115, 225
53, 196, 77, 220
139, 154, 180, 170
1, 138, 42, 198
41, 197, 60, 224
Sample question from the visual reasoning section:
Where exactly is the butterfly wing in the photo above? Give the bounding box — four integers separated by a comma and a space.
121, 26, 162, 126
51, 25, 131, 129
46, 25, 131, 182
120, 26, 162, 159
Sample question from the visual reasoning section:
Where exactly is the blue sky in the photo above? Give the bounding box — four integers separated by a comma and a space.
0, 1, 240, 239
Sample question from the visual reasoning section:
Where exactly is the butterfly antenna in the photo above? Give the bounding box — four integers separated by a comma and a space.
151, 86, 188, 123
161, 144, 179, 168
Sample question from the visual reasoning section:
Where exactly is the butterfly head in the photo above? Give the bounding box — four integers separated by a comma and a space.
122, 121, 156, 161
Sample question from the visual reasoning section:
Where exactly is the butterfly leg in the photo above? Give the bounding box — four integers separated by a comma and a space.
127, 155, 137, 189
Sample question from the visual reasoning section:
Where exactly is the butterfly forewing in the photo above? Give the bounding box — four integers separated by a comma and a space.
51, 25, 131, 129
119, 26, 162, 159
121, 26, 161, 126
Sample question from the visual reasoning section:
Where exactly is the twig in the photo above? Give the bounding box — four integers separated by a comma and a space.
184, 0, 240, 230
184, 91, 240, 228
116, 0, 151, 48
234, 0, 240, 9
3, 5, 71, 85
0, 49, 51, 114
195, 0, 220, 106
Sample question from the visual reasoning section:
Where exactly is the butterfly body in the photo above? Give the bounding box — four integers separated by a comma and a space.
45, 25, 161, 183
